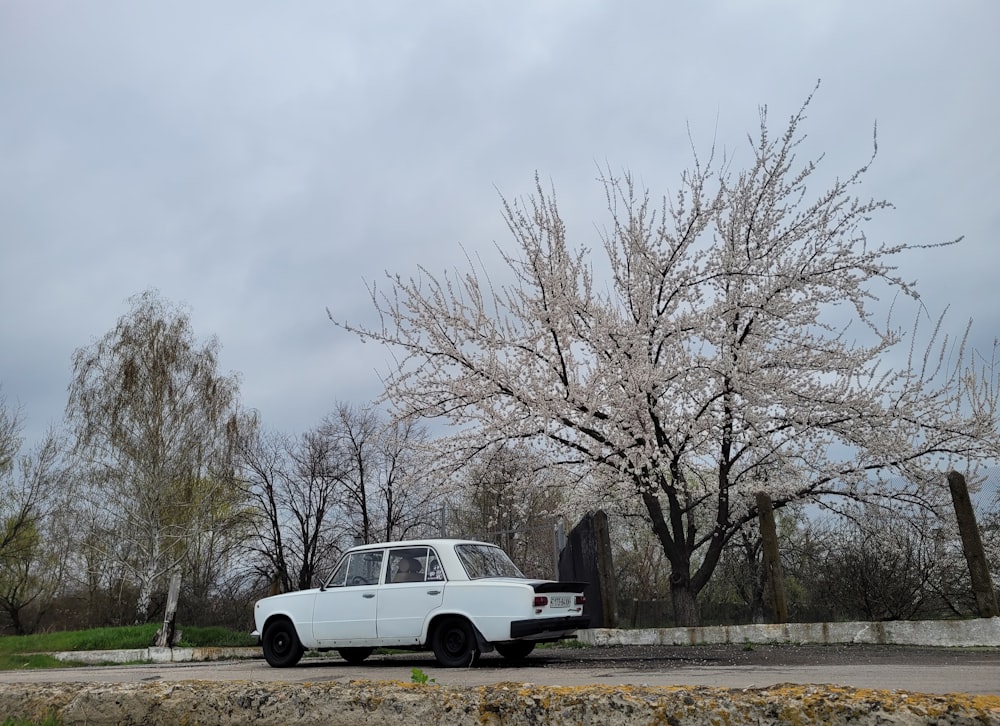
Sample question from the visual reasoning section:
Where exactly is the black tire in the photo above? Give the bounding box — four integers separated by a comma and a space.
262, 619, 304, 667
337, 647, 374, 665
494, 641, 536, 660
431, 617, 481, 668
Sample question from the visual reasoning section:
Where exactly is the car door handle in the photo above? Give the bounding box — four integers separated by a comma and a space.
426, 590, 441, 596
362, 593, 375, 599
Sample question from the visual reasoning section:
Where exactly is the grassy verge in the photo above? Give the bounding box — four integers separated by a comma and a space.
0, 624, 257, 670
1, 717, 61, 726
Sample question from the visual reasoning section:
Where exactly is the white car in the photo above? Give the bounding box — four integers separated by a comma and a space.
253, 538, 589, 668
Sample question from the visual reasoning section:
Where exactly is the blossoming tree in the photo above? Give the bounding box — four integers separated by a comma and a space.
337, 94, 1000, 625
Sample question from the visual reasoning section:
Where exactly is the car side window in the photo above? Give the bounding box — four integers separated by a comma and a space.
385, 547, 445, 584
326, 550, 384, 587
388, 548, 425, 583
387, 547, 446, 584
425, 550, 445, 581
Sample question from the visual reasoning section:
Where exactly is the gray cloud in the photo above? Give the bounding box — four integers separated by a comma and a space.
2, 0, 998, 444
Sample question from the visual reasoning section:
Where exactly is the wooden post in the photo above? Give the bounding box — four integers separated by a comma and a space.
947, 471, 999, 618
756, 492, 789, 624
155, 571, 182, 648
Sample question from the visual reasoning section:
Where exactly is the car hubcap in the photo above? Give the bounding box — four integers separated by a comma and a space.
446, 628, 466, 655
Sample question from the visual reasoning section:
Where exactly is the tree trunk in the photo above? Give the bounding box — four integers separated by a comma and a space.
641, 488, 699, 627
135, 538, 161, 623
5, 605, 25, 636
669, 571, 699, 626
135, 577, 153, 624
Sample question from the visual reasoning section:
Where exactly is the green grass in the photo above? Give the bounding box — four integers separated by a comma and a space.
175, 625, 258, 648
0, 624, 257, 670
0, 624, 161, 655
1, 715, 61, 726
410, 667, 435, 684
0, 653, 72, 671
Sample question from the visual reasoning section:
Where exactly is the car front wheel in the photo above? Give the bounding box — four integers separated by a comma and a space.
431, 617, 480, 668
262, 619, 304, 667
494, 641, 536, 660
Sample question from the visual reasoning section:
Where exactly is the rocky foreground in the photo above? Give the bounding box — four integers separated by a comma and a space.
1, 680, 999, 725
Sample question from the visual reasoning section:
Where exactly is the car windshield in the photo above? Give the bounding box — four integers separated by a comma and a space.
455, 543, 525, 579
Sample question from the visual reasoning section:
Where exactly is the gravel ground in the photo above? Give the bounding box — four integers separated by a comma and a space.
540, 641, 1000, 670
332, 641, 1000, 673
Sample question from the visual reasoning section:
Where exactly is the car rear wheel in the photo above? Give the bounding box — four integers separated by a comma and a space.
262, 619, 304, 667
337, 647, 374, 665
432, 617, 480, 668
494, 641, 536, 660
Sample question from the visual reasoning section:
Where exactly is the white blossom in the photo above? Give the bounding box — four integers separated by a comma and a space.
335, 91, 1000, 623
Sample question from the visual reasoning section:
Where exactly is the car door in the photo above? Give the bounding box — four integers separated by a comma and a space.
312, 549, 384, 644
376, 546, 445, 642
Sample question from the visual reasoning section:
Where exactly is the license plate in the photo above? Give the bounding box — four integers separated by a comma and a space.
549, 595, 570, 608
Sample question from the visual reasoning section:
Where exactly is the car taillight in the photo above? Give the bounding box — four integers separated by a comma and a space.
575, 595, 586, 606
533, 596, 548, 607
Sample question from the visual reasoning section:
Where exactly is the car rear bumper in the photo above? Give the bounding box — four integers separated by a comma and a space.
509, 615, 590, 639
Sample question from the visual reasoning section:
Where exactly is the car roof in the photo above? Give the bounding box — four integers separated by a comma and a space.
345, 538, 498, 553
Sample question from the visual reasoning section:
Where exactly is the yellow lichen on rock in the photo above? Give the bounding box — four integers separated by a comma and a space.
0, 680, 997, 725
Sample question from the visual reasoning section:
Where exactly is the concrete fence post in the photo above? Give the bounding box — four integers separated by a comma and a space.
593, 510, 619, 629
155, 571, 183, 648
558, 510, 618, 628
947, 470, 999, 618
756, 492, 789, 624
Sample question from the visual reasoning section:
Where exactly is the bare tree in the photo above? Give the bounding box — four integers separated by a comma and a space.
65, 290, 244, 622
448, 444, 565, 577
376, 413, 441, 541
237, 421, 349, 592
238, 405, 444, 592
337, 90, 1000, 625
0, 391, 17, 477
709, 524, 768, 624
794, 505, 968, 621
327, 403, 441, 545
0, 394, 73, 634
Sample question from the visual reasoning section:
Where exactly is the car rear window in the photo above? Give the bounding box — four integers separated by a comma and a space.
455, 544, 525, 579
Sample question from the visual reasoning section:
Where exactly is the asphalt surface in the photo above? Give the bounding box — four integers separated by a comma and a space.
2, 643, 999, 696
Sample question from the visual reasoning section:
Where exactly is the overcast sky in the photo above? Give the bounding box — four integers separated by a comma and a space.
2, 1, 998, 450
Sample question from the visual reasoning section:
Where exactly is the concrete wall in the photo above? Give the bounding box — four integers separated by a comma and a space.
51, 617, 1000, 666
53, 646, 260, 665
580, 616, 1000, 648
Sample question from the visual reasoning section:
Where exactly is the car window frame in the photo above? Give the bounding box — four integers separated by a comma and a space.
454, 543, 525, 579
385, 546, 447, 584
324, 549, 386, 588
